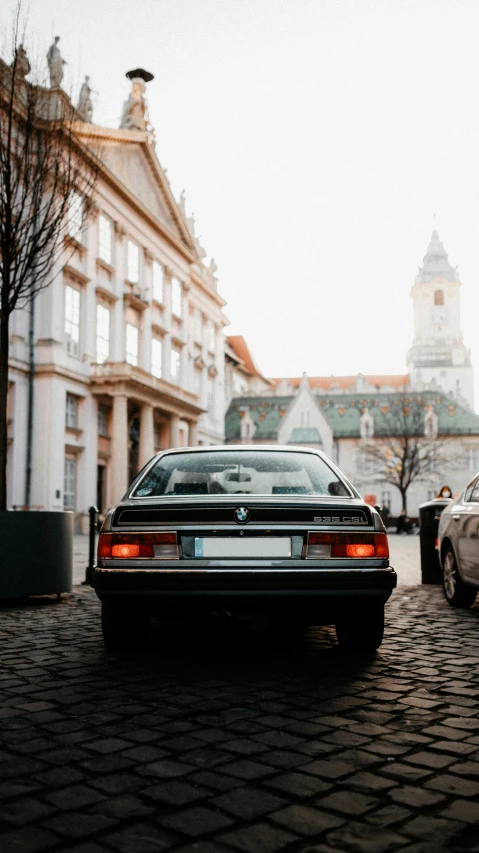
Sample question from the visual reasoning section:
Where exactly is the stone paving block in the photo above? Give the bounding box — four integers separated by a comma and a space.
101, 823, 176, 852
44, 783, 103, 810
315, 789, 379, 816
322, 822, 409, 852
425, 773, 479, 797
271, 803, 344, 835
441, 798, 479, 823
213, 787, 286, 820
159, 806, 234, 836
142, 780, 210, 805
217, 821, 298, 852
402, 814, 463, 842
389, 785, 445, 808
221, 759, 274, 780
265, 770, 333, 797
0, 826, 61, 853
1, 797, 57, 826
43, 812, 116, 839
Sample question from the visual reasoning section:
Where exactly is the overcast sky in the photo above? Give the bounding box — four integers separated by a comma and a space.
3, 0, 479, 407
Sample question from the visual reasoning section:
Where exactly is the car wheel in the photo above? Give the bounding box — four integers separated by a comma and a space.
101, 602, 149, 651
335, 603, 384, 653
442, 548, 477, 608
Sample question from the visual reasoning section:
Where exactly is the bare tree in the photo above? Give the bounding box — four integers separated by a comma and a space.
0, 14, 98, 509
358, 397, 452, 513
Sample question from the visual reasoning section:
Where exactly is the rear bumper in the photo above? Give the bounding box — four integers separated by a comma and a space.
93, 566, 397, 610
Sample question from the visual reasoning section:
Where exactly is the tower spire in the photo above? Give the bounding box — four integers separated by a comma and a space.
416, 231, 457, 283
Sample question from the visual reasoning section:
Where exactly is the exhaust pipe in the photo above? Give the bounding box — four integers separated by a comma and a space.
219, 611, 232, 626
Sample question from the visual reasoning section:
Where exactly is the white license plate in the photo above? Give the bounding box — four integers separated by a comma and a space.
194, 537, 292, 559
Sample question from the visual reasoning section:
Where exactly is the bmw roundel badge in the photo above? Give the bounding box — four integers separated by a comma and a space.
234, 506, 250, 524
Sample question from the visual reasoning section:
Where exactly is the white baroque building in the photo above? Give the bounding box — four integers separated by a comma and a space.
6, 64, 228, 528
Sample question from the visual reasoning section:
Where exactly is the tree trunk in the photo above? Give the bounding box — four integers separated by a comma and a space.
400, 489, 407, 514
0, 312, 10, 511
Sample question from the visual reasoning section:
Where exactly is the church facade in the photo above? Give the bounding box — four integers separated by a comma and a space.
5, 49, 228, 529
225, 233, 479, 515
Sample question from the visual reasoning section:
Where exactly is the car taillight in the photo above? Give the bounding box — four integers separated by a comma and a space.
98, 532, 179, 560
306, 532, 389, 559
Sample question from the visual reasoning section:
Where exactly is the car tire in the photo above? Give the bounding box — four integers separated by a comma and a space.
335, 603, 384, 653
442, 548, 477, 608
101, 601, 149, 651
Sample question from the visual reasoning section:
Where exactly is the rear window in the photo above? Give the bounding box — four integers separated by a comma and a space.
131, 450, 353, 498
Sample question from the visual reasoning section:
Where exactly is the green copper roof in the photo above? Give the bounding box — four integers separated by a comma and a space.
287, 427, 322, 444
225, 392, 479, 441
225, 396, 293, 440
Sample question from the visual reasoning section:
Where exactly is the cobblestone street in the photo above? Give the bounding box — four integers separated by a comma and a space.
2, 538, 479, 853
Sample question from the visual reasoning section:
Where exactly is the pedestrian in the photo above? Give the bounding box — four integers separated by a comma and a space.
436, 485, 452, 499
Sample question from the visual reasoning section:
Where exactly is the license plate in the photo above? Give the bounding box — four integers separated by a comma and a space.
194, 537, 292, 559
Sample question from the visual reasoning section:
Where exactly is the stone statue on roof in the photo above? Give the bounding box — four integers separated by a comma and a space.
47, 36, 66, 88
12, 44, 30, 79
120, 69, 154, 131
77, 76, 93, 122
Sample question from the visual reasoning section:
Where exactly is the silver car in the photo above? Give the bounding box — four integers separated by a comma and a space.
438, 473, 479, 607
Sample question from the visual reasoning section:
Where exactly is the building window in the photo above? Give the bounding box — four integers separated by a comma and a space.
170, 348, 181, 382
65, 394, 79, 428
468, 448, 479, 472
172, 278, 182, 317
434, 290, 444, 306
96, 304, 110, 364
127, 240, 140, 283
64, 458, 77, 510
193, 308, 202, 341
151, 338, 163, 378
207, 377, 215, 411
381, 490, 391, 510
152, 262, 164, 303
65, 284, 81, 356
125, 323, 139, 366
98, 404, 109, 437
66, 192, 83, 242
194, 368, 202, 396
98, 214, 113, 265
206, 320, 215, 352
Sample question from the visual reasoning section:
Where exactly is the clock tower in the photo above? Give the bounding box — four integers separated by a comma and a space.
407, 231, 474, 410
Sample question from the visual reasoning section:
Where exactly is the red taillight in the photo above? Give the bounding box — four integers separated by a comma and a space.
434, 537, 439, 551
306, 532, 389, 559
98, 532, 179, 560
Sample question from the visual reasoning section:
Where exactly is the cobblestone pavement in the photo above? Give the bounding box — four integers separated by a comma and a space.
72, 533, 422, 587
2, 581, 479, 853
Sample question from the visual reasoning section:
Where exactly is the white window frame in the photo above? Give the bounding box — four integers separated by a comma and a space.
96, 303, 110, 364
152, 262, 164, 303
98, 214, 113, 265
151, 338, 163, 379
171, 278, 182, 318
98, 404, 109, 437
64, 458, 77, 510
207, 320, 215, 352
125, 323, 139, 366
65, 394, 79, 428
65, 284, 81, 356
67, 192, 83, 242
170, 348, 181, 382
127, 240, 140, 284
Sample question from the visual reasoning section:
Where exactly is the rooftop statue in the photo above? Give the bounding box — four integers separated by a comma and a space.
47, 36, 66, 88
12, 44, 30, 79
77, 75, 93, 122
120, 69, 154, 131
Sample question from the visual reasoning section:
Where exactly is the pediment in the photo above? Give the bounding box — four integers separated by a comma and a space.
78, 126, 196, 254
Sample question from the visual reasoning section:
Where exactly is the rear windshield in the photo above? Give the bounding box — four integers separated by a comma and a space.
131, 450, 352, 498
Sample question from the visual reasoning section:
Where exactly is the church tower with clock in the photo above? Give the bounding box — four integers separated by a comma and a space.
407, 230, 474, 410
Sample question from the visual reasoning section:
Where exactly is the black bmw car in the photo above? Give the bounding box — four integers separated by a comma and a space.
93, 446, 397, 652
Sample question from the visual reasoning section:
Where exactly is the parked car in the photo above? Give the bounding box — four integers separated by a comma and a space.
438, 472, 479, 607
93, 446, 397, 653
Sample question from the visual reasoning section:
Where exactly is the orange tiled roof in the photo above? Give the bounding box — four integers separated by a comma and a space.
226, 336, 271, 383
270, 375, 409, 390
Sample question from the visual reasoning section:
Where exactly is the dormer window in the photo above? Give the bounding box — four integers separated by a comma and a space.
424, 406, 438, 439
360, 410, 374, 440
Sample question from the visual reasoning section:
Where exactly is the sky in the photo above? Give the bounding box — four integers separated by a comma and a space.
3, 0, 479, 407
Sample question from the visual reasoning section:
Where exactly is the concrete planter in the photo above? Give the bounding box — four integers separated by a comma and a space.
0, 511, 73, 598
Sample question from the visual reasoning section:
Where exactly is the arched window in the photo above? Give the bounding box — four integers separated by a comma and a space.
434, 290, 444, 306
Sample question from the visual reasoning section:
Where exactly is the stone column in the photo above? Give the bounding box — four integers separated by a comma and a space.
169, 414, 181, 449
188, 420, 199, 447
138, 403, 155, 468
110, 394, 129, 501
